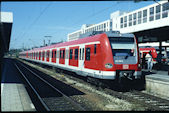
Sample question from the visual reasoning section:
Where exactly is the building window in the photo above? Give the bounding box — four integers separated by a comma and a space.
120, 17, 123, 28
124, 16, 127, 27
149, 7, 154, 21
138, 11, 142, 24
85, 48, 90, 61
129, 14, 132, 26
110, 21, 112, 28
69, 49, 73, 59
75, 49, 78, 60
156, 5, 161, 20
133, 13, 137, 25
162, 2, 169, 18
143, 9, 147, 23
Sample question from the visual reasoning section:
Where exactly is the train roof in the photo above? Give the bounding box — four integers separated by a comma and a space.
20, 31, 135, 54
20, 33, 105, 54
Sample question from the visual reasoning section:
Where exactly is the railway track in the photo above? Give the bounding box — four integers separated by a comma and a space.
14, 60, 85, 111
103, 88, 169, 111
51, 66, 169, 111
17, 59, 169, 111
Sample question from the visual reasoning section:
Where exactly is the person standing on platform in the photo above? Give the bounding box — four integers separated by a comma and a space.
146, 52, 153, 72
142, 53, 146, 69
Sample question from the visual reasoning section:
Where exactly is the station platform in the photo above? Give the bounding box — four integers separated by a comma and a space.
143, 69, 169, 99
1, 58, 36, 111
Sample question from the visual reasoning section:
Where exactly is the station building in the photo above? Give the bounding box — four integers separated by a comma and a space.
67, 1, 169, 42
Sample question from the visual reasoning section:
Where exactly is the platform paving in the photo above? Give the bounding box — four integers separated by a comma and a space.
143, 70, 169, 99
1, 58, 36, 111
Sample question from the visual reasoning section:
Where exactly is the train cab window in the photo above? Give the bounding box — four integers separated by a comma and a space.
85, 48, 90, 61
94, 44, 97, 54
75, 49, 78, 60
69, 49, 73, 59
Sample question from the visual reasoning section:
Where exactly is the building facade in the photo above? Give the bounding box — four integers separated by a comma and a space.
67, 1, 169, 41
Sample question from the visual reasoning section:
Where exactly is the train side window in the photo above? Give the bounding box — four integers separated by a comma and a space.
80, 49, 81, 60
45, 51, 48, 58
39, 52, 40, 58
94, 44, 97, 54
85, 48, 90, 61
48, 50, 50, 58
54, 50, 57, 58
82, 48, 84, 60
60, 50, 62, 59
57, 50, 59, 58
48, 51, 50, 58
69, 49, 73, 59
66, 49, 69, 59
63, 50, 65, 59
43, 51, 45, 58
52, 50, 54, 58
75, 49, 78, 60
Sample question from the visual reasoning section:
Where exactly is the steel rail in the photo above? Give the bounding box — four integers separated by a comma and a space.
16, 61, 85, 111
15, 63, 50, 111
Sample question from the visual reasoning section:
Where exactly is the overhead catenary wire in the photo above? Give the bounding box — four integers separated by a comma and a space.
70, 1, 118, 28
16, 2, 52, 48
49, 2, 119, 40
21, 2, 52, 39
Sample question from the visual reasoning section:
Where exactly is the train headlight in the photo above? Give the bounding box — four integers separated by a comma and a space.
105, 63, 113, 68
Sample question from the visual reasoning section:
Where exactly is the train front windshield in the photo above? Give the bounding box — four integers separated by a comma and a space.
109, 37, 138, 64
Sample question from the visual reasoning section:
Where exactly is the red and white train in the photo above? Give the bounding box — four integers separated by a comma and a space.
139, 46, 158, 62
19, 31, 142, 86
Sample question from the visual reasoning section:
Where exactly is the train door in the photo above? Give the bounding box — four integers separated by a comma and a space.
59, 48, 65, 64
79, 45, 85, 71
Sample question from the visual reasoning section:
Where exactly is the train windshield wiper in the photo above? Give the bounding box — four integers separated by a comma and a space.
125, 55, 129, 59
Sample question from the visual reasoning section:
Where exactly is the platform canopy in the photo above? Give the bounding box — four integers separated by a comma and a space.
0, 12, 13, 59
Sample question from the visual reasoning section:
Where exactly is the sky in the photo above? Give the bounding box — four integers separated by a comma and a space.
1, 1, 156, 49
